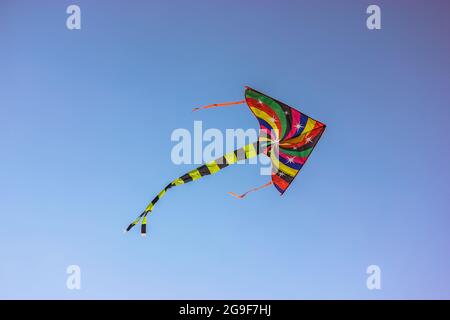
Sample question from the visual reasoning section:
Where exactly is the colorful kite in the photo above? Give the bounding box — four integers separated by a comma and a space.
126, 87, 326, 236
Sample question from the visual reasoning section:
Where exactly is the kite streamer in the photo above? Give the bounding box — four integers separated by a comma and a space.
126, 142, 261, 235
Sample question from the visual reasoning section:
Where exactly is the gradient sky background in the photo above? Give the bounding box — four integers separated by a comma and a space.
1, 0, 449, 299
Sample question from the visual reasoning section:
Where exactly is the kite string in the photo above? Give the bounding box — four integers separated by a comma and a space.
192, 100, 246, 112
228, 181, 273, 199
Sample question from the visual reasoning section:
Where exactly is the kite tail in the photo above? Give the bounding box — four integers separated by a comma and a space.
125, 142, 262, 236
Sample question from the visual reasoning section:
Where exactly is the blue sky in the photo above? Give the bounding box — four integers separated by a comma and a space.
1, 0, 450, 299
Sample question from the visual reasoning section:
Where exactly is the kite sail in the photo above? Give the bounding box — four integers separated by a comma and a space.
126, 87, 326, 236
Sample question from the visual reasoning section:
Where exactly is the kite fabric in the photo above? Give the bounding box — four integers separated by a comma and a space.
126, 86, 326, 236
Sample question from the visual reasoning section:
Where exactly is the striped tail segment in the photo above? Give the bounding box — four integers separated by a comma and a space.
125, 142, 261, 236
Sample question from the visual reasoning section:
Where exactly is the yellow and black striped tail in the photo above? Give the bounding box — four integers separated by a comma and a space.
125, 142, 261, 236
